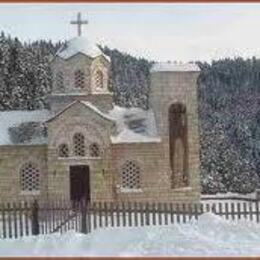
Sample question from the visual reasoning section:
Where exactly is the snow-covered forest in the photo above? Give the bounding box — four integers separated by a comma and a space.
0, 32, 259, 194
0, 32, 62, 110
198, 60, 259, 194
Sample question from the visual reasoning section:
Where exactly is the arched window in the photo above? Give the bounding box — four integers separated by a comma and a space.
169, 103, 188, 188
20, 162, 40, 192
89, 143, 100, 157
74, 70, 85, 89
58, 143, 69, 158
56, 71, 64, 91
121, 160, 141, 189
95, 70, 103, 89
73, 133, 85, 156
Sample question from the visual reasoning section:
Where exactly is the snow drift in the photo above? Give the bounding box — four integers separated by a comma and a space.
1, 213, 260, 256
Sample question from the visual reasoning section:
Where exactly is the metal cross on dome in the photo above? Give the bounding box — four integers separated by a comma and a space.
70, 12, 88, 37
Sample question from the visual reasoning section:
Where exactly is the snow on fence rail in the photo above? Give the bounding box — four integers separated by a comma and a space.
0, 199, 260, 239
201, 196, 257, 202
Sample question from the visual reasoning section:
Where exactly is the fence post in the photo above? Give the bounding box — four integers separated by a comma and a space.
211, 203, 216, 215
145, 202, 150, 226
32, 200, 40, 236
255, 189, 260, 201
81, 200, 87, 234
1, 203, 6, 239
256, 200, 259, 223
86, 202, 91, 233
128, 202, 132, 227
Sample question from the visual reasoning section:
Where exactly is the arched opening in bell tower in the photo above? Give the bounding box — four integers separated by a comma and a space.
168, 103, 189, 188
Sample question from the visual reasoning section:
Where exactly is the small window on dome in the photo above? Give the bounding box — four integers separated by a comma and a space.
95, 70, 104, 89
74, 70, 85, 89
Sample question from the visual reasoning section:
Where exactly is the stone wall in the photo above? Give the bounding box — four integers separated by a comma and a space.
106, 142, 199, 204
0, 145, 48, 202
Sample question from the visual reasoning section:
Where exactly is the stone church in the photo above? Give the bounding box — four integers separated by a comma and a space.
0, 14, 201, 204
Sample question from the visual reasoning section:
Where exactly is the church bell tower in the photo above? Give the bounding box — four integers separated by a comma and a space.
149, 62, 201, 192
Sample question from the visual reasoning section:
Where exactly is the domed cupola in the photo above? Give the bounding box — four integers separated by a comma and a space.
56, 36, 110, 62
49, 13, 113, 113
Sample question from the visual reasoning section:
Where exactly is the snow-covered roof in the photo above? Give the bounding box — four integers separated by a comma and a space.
46, 100, 114, 123
151, 62, 200, 72
108, 106, 160, 144
0, 103, 160, 146
46, 101, 160, 144
56, 36, 110, 61
0, 110, 51, 146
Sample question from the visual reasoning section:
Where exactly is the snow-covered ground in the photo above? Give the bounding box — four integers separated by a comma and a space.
1, 212, 260, 257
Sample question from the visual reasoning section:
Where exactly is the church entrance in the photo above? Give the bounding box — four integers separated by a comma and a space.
70, 165, 90, 203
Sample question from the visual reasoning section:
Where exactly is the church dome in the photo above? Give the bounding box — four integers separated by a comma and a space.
56, 36, 109, 61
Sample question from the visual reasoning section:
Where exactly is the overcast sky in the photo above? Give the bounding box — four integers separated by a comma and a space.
1, 3, 260, 62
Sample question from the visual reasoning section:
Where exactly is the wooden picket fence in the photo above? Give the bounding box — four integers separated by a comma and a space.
0, 199, 259, 239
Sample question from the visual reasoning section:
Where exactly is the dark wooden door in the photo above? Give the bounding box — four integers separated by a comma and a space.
70, 165, 90, 203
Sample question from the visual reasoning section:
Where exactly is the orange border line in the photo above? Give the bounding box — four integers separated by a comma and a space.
0, 0, 259, 3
